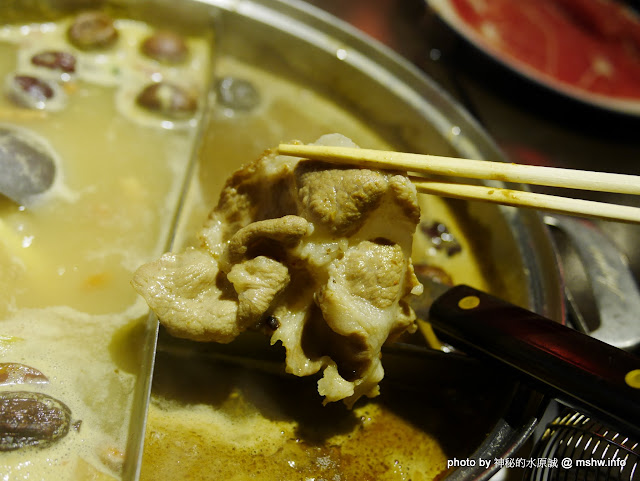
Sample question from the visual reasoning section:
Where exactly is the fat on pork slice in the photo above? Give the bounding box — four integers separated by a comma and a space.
132, 134, 424, 408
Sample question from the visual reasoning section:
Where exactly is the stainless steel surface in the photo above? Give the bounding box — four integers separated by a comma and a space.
545, 215, 640, 352
528, 409, 640, 481
121, 313, 159, 481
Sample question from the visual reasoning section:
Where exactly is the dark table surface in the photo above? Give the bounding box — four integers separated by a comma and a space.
302, 0, 640, 328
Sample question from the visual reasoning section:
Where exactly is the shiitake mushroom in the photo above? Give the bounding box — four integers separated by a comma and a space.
67, 11, 118, 51
216, 76, 260, 112
5, 74, 67, 112
0, 127, 57, 204
0, 391, 72, 451
31, 51, 77, 75
136, 81, 198, 119
141, 30, 189, 64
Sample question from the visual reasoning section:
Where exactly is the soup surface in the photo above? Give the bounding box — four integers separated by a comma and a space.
0, 13, 211, 480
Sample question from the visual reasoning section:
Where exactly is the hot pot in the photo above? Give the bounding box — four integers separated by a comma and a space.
0, 0, 563, 480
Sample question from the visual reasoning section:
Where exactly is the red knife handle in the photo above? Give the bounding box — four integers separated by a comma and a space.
428, 285, 640, 439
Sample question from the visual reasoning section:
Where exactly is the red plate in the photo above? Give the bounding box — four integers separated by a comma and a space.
428, 0, 640, 115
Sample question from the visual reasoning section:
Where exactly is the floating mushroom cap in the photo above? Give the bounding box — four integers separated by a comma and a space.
67, 11, 119, 50
0, 126, 57, 204
136, 82, 198, 119
141, 30, 189, 64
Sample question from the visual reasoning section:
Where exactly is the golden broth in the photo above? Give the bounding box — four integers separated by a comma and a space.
0, 16, 211, 480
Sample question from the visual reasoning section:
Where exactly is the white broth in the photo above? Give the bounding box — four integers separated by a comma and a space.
0, 15, 211, 479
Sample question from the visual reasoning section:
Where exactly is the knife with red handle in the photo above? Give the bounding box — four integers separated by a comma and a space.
423, 283, 640, 440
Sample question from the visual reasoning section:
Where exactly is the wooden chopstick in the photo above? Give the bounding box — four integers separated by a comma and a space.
277, 144, 640, 224
277, 144, 640, 195
411, 178, 640, 224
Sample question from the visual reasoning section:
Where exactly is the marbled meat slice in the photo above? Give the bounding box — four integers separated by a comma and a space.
132, 133, 423, 407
